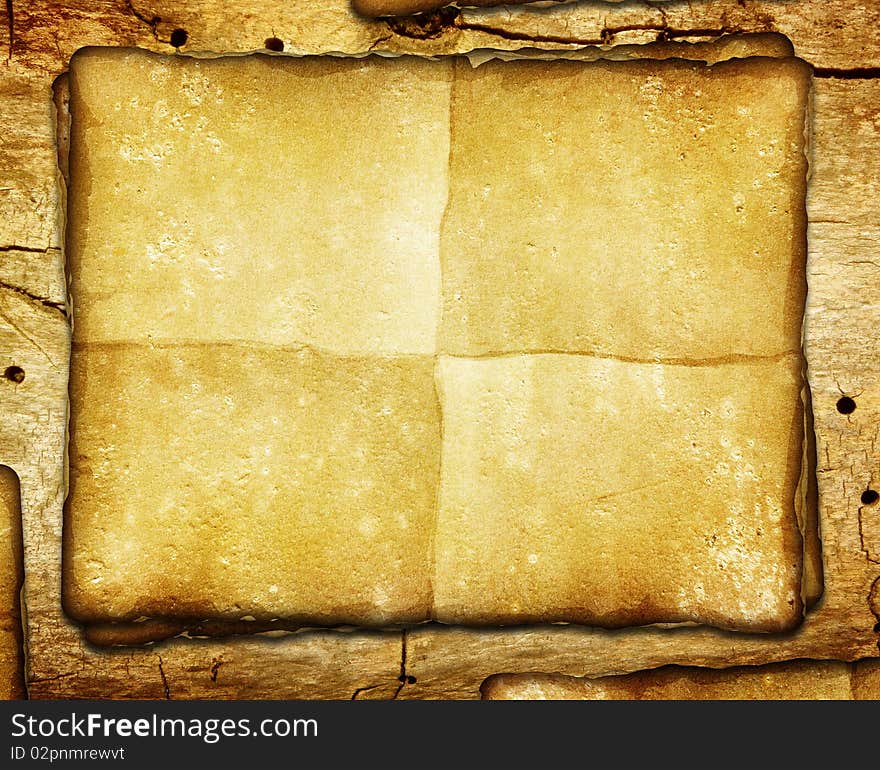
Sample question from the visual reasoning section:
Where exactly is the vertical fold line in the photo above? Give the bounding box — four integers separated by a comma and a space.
428, 57, 458, 621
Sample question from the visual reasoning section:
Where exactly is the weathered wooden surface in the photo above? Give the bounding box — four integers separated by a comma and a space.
9, 1, 880, 75
350, 0, 580, 21
0, 0, 878, 699
851, 658, 880, 699
481, 658, 880, 699
0, 467, 25, 699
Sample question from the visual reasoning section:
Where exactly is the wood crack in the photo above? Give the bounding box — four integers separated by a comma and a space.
390, 629, 416, 699
156, 654, 171, 699
859, 502, 880, 565
814, 67, 880, 79
381, 5, 754, 48
453, 22, 753, 47
124, 0, 178, 46
380, 7, 687, 46
455, 21, 603, 46
28, 671, 75, 684
0, 280, 66, 317
0, 245, 50, 255
386, 6, 461, 39
351, 684, 381, 699
124, 0, 161, 40
0, 303, 59, 367
4, 0, 12, 62
368, 33, 394, 51
869, 578, 880, 654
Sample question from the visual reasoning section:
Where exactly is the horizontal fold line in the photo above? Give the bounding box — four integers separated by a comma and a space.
72, 339, 801, 366
71, 339, 433, 361
445, 349, 801, 366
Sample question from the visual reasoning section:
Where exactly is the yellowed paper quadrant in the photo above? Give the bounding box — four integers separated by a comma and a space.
67, 50, 451, 355
441, 57, 810, 360
434, 353, 806, 632
66, 346, 441, 625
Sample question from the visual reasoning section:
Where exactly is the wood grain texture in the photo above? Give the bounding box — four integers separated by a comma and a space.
0, 467, 25, 699
851, 658, 880, 699
350, 0, 579, 21
1, 0, 878, 699
484, 657, 880, 699
480, 659, 859, 699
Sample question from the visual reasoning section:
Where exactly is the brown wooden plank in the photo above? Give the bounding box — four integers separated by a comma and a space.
0, 0, 878, 698
11, 1, 880, 73
480, 660, 856, 700
0, 467, 25, 699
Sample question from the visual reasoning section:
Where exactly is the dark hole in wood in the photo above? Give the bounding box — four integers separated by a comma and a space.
4, 366, 24, 384
861, 489, 879, 505
836, 396, 856, 414
265, 37, 284, 52
170, 28, 188, 48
